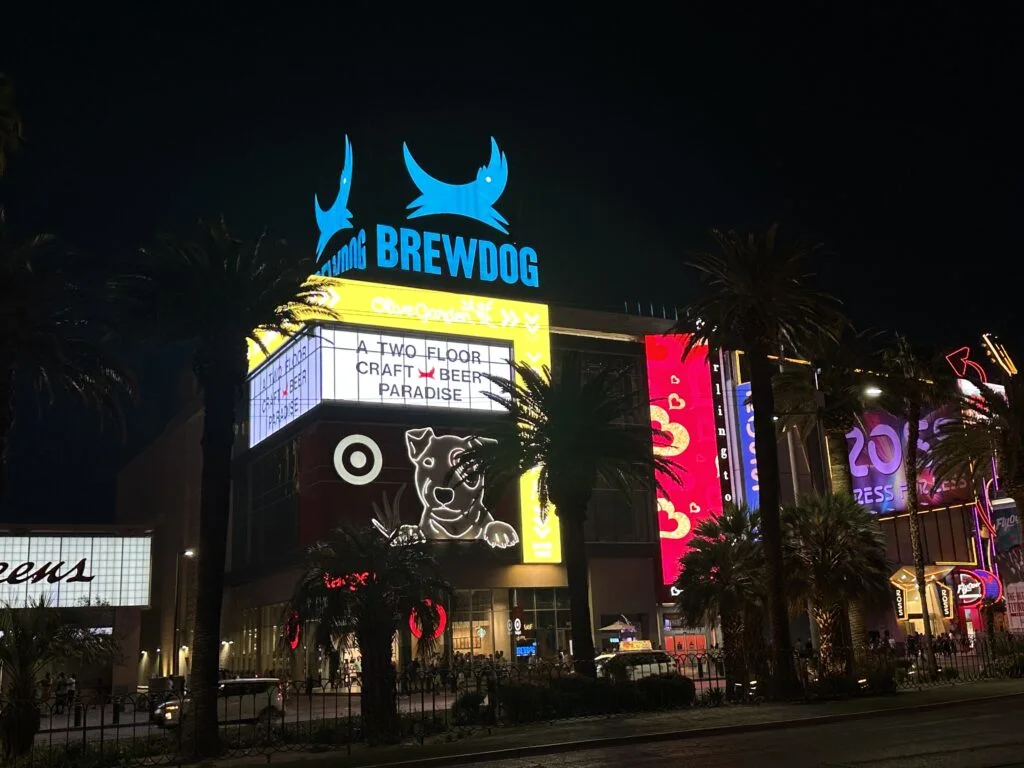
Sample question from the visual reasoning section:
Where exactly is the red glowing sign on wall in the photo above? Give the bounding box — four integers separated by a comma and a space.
323, 572, 372, 591
408, 599, 447, 640
946, 346, 988, 383
285, 611, 302, 650
645, 334, 723, 587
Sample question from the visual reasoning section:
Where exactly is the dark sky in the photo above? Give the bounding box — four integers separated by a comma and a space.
2, 4, 1021, 523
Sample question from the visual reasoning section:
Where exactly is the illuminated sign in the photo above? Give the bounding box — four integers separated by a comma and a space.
733, 381, 760, 509
982, 333, 1017, 377
285, 611, 302, 650
938, 583, 954, 619
323, 572, 372, 591
314, 137, 539, 288
247, 279, 557, 564
645, 334, 723, 586
709, 354, 734, 506
0, 535, 151, 608
247, 331, 322, 447
319, 327, 512, 410
409, 599, 447, 640
894, 586, 907, 619
945, 346, 988, 383
846, 406, 971, 513
956, 570, 984, 605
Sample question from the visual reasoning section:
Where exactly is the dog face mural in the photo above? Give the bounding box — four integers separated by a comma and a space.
385, 427, 519, 549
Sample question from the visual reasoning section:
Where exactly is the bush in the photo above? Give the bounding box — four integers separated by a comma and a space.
988, 653, 1024, 678
0, 700, 41, 760
635, 675, 697, 710
864, 668, 898, 694
806, 675, 863, 700
494, 683, 558, 724
701, 686, 727, 707
451, 691, 487, 725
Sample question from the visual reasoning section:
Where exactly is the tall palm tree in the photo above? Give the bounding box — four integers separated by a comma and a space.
0, 73, 22, 176
673, 503, 763, 692
674, 224, 846, 689
874, 334, 958, 674
291, 526, 449, 744
930, 373, 1024, 516
456, 355, 679, 678
0, 598, 120, 760
0, 212, 132, 503
781, 493, 890, 674
110, 217, 335, 756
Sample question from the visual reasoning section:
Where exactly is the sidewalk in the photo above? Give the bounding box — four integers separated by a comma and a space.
210, 678, 1024, 768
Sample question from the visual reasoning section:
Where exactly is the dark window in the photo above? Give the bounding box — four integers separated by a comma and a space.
237, 441, 300, 570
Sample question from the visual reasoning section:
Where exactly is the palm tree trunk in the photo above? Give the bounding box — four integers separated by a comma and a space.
811, 599, 845, 676
358, 629, 399, 744
847, 599, 867, 663
905, 404, 938, 675
560, 507, 596, 678
188, 357, 241, 757
748, 352, 795, 692
720, 612, 745, 699
825, 429, 852, 494
0, 367, 13, 506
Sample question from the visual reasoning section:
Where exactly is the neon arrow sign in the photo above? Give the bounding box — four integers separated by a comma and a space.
945, 346, 988, 383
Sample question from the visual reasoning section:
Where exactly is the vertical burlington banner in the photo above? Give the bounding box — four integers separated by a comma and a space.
645, 335, 723, 586
733, 381, 760, 510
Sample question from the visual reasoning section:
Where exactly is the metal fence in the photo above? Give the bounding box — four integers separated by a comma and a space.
5, 638, 1024, 766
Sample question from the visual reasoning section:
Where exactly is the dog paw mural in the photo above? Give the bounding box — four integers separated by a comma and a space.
400, 427, 519, 549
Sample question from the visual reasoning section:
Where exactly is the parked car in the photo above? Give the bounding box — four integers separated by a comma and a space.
154, 678, 285, 727
595, 650, 677, 682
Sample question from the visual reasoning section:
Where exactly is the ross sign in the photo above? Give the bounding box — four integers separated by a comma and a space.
645, 334, 723, 586
314, 136, 540, 288
319, 327, 512, 410
956, 570, 984, 606
0, 535, 151, 608
894, 585, 907, 619
733, 381, 760, 510
409, 599, 447, 640
247, 278, 558, 564
247, 330, 322, 447
845, 406, 972, 513
938, 583, 954, 618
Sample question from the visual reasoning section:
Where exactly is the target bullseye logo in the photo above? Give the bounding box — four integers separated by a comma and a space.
333, 434, 383, 485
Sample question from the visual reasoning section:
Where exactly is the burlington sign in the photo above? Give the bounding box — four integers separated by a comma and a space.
314, 136, 540, 288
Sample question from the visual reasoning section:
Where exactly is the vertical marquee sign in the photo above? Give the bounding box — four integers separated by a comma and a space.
709, 351, 735, 508
645, 335, 724, 589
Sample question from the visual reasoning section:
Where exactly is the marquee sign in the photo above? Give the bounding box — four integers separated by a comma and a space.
314, 136, 540, 288
0, 535, 151, 608
246, 278, 558, 564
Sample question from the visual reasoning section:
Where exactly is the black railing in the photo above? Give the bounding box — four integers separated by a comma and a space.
6, 637, 1024, 765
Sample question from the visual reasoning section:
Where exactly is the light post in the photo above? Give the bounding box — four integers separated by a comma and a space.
172, 548, 196, 677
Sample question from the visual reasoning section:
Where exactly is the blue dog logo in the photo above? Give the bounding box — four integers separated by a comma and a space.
314, 135, 354, 259
403, 137, 509, 234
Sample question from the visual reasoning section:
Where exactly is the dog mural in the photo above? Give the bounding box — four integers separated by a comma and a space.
373, 427, 519, 549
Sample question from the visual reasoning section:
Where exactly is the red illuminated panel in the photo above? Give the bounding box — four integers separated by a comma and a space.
645, 335, 723, 586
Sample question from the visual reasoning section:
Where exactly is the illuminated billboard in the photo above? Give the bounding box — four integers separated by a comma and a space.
248, 330, 323, 447
247, 278, 558, 564
733, 381, 760, 510
0, 535, 151, 608
846, 406, 972, 513
645, 334, 724, 586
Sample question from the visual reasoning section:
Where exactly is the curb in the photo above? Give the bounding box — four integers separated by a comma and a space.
346, 689, 1024, 768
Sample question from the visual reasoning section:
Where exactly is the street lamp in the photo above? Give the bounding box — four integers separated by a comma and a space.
172, 548, 196, 677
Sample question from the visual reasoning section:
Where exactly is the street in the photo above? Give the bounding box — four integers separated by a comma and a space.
476, 697, 1024, 768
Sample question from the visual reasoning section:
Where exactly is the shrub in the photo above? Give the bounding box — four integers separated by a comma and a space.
806, 674, 862, 700
635, 675, 697, 710
988, 654, 1024, 678
701, 686, 727, 707
0, 700, 41, 761
494, 683, 558, 724
864, 667, 898, 694
451, 691, 487, 725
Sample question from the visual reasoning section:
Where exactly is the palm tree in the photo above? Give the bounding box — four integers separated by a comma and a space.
455, 354, 679, 678
110, 217, 335, 756
781, 493, 890, 674
291, 526, 449, 744
674, 224, 846, 689
673, 503, 763, 693
0, 599, 120, 760
0, 73, 22, 176
874, 334, 958, 674
0, 212, 132, 503
929, 373, 1024, 517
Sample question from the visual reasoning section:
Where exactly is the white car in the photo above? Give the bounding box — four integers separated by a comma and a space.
595, 650, 678, 682
154, 678, 285, 727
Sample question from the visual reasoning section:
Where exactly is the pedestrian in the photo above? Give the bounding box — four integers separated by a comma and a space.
66, 673, 77, 711
54, 673, 68, 714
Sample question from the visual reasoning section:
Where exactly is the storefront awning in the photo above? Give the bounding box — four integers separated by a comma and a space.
890, 565, 954, 587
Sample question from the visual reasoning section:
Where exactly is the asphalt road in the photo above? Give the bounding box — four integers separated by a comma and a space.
477, 697, 1024, 768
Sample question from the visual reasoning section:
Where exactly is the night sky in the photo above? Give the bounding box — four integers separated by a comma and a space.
2, 4, 1020, 523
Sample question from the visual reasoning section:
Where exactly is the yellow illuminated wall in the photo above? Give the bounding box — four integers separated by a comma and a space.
247, 277, 560, 564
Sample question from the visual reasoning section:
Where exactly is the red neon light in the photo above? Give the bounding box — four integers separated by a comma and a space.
645, 334, 722, 586
946, 346, 988, 383
323, 572, 372, 591
409, 599, 447, 640
285, 611, 301, 650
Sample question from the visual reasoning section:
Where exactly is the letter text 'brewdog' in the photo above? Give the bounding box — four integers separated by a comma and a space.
0, 535, 152, 608
314, 136, 540, 288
